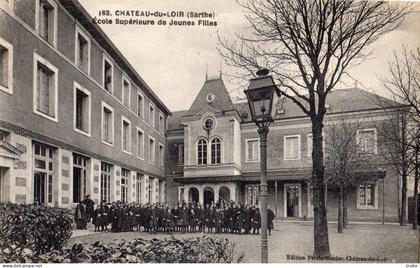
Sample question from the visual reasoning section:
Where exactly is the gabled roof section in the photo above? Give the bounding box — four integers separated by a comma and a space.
168, 110, 189, 131
185, 78, 236, 116
236, 87, 402, 122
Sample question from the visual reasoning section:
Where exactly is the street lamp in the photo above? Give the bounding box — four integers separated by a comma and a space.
244, 68, 280, 263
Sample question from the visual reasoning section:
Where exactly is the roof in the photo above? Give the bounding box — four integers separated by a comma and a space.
235, 87, 401, 123
60, 0, 171, 116
167, 87, 400, 131
185, 77, 236, 116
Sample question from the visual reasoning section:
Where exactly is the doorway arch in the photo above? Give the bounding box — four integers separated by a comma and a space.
188, 187, 199, 203
219, 186, 231, 203
203, 187, 214, 206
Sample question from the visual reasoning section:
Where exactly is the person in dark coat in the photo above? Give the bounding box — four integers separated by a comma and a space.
197, 204, 205, 233
235, 204, 243, 234
166, 206, 175, 233
93, 204, 102, 232
214, 207, 222, 233
243, 204, 251, 234
102, 202, 110, 231
207, 205, 215, 234
180, 204, 188, 233
230, 204, 237, 233
143, 204, 152, 232
267, 205, 276, 235
150, 204, 158, 233
74, 201, 87, 229
134, 204, 142, 231
254, 208, 261, 234
83, 195, 95, 223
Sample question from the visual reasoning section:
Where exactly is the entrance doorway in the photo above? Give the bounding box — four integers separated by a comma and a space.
285, 184, 301, 217
219, 186, 231, 203
188, 187, 199, 203
203, 187, 214, 205
0, 167, 8, 202
34, 172, 46, 204
73, 154, 88, 203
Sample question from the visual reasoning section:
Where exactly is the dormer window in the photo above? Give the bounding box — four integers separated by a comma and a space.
206, 93, 215, 103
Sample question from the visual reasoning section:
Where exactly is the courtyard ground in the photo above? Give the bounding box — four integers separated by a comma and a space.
69, 221, 419, 263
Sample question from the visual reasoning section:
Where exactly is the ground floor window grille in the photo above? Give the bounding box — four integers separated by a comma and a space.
136, 173, 143, 203
73, 153, 88, 203
33, 142, 55, 205
247, 185, 259, 206
121, 168, 129, 202
100, 162, 112, 203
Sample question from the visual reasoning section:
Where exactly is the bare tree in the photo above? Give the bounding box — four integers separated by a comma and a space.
324, 119, 368, 233
218, 0, 410, 256
374, 47, 420, 227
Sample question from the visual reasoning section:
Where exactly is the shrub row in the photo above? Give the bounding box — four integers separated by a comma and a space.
1, 236, 244, 263
0, 202, 73, 255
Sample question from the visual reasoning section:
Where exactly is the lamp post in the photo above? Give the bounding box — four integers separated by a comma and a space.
244, 68, 280, 263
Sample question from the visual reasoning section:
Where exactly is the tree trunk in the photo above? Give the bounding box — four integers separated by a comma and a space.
400, 170, 408, 226
338, 186, 343, 233
312, 119, 331, 256
343, 190, 347, 228
413, 148, 419, 230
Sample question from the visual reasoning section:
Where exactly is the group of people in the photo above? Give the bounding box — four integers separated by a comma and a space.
75, 198, 276, 235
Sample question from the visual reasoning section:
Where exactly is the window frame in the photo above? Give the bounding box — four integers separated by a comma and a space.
159, 112, 165, 134
102, 53, 114, 94
33, 52, 58, 122
122, 74, 131, 109
121, 115, 132, 154
35, 0, 57, 47
101, 101, 114, 147
356, 181, 379, 210
73, 81, 91, 137
136, 91, 144, 119
0, 37, 13, 95
178, 144, 184, 166
136, 126, 145, 160
210, 137, 222, 165
245, 138, 260, 162
159, 142, 164, 168
149, 103, 155, 128
356, 128, 378, 155
149, 136, 156, 164
284, 134, 301, 160
74, 25, 91, 75
196, 138, 208, 166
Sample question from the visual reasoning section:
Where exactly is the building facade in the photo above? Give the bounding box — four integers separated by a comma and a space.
166, 76, 402, 223
0, 0, 170, 207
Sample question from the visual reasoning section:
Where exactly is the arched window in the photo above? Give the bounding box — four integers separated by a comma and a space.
210, 137, 221, 164
197, 138, 207, 165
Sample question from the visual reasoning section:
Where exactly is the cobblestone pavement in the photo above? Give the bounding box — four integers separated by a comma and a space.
69, 221, 419, 263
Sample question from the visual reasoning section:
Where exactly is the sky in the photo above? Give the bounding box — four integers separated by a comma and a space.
78, 0, 420, 112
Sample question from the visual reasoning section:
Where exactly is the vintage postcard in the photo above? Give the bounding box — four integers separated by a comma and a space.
0, 0, 418, 265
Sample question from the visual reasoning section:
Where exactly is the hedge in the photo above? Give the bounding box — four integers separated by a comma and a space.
0, 202, 73, 255
1, 236, 244, 263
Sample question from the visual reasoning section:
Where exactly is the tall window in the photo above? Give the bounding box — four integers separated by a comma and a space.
100, 162, 112, 203
121, 168, 129, 203
33, 142, 55, 205
159, 113, 165, 134
75, 27, 90, 73
101, 102, 114, 145
179, 144, 184, 166
34, 53, 58, 121
149, 137, 155, 164
247, 186, 259, 206
210, 137, 221, 164
136, 173, 143, 203
246, 139, 259, 162
122, 117, 131, 153
136, 128, 144, 159
148, 178, 153, 203
159, 144, 164, 168
358, 183, 377, 209
73, 83, 91, 135
122, 77, 130, 108
0, 37, 13, 94
197, 138, 207, 165
137, 92, 144, 118
284, 135, 300, 160
37, 0, 56, 45
72, 154, 88, 203
149, 104, 155, 128
357, 129, 377, 154
103, 56, 113, 93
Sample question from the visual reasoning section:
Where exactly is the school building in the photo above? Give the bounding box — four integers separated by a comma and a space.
0, 0, 170, 207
